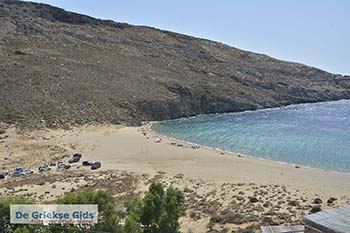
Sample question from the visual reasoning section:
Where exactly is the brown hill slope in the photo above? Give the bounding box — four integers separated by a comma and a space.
0, 0, 349, 128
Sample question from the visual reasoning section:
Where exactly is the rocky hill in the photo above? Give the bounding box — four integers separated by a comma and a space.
0, 0, 349, 128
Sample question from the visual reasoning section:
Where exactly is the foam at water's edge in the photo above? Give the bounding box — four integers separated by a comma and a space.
151, 123, 332, 173
151, 100, 350, 173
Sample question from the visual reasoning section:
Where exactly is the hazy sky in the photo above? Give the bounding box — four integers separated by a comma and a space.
27, 0, 349, 75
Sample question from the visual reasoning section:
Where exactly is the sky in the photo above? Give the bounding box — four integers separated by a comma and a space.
26, 0, 350, 75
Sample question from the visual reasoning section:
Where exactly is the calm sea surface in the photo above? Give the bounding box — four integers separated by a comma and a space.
153, 100, 350, 172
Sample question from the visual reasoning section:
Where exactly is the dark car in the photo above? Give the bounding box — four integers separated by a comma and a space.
64, 164, 71, 169
91, 162, 101, 170
82, 161, 93, 166
68, 157, 80, 164
73, 153, 82, 159
0, 174, 5, 179
39, 165, 51, 172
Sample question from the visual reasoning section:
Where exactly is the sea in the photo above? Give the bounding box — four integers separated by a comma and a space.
152, 100, 350, 172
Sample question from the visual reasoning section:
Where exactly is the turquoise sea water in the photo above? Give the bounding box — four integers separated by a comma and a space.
153, 100, 350, 172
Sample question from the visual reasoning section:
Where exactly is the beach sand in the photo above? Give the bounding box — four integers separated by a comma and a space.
1, 124, 349, 232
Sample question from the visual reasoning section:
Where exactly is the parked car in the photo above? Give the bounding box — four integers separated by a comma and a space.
73, 153, 82, 159
23, 169, 33, 175
82, 161, 93, 166
0, 173, 5, 179
12, 167, 25, 177
91, 161, 101, 170
12, 167, 34, 177
39, 164, 51, 172
49, 162, 56, 167
57, 162, 65, 169
68, 153, 82, 164
64, 164, 71, 169
15, 167, 24, 173
69, 157, 80, 164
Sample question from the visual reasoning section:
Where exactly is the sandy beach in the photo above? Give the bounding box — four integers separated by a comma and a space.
1, 124, 350, 232
60, 124, 350, 196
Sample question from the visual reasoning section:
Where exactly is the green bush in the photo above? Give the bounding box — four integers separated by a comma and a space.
124, 215, 143, 233
0, 182, 185, 233
0, 197, 34, 232
57, 189, 123, 233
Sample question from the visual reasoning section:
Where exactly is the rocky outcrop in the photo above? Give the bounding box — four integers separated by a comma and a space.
0, 0, 349, 128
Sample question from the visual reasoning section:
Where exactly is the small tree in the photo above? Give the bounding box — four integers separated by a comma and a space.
127, 182, 185, 233
141, 182, 165, 232
57, 189, 123, 233
158, 186, 185, 233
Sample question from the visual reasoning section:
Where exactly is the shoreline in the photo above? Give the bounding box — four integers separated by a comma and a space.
134, 124, 350, 195
148, 121, 350, 176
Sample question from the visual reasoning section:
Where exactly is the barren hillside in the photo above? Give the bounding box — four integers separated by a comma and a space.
0, 0, 349, 128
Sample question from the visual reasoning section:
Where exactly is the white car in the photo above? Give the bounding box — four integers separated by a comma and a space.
39, 164, 51, 172
57, 162, 66, 169
23, 169, 33, 175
